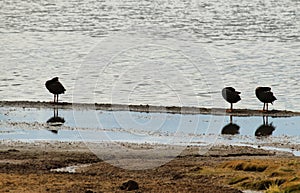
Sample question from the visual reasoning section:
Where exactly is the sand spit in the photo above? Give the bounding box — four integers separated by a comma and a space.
1, 101, 299, 117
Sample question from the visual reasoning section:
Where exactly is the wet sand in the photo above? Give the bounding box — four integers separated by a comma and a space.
1, 100, 300, 117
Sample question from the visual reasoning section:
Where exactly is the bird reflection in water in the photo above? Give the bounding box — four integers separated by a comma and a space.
221, 115, 240, 135
46, 108, 65, 134
255, 116, 275, 137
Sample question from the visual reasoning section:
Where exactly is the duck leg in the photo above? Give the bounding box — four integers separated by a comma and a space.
226, 103, 232, 113
230, 103, 233, 112
55, 94, 58, 103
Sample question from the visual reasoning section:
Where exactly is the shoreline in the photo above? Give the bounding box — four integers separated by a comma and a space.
1, 100, 300, 117
1, 102, 300, 192
1, 100, 299, 157
0, 140, 289, 156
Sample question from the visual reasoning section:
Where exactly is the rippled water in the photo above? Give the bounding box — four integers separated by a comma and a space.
0, 0, 299, 110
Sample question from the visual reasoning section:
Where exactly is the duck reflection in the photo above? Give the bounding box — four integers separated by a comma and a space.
255, 116, 275, 137
46, 108, 65, 134
221, 115, 240, 135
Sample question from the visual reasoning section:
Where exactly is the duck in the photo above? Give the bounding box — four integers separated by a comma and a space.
222, 87, 241, 112
255, 87, 276, 112
45, 77, 66, 103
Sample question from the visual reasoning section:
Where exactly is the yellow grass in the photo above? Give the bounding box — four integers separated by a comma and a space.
193, 158, 300, 193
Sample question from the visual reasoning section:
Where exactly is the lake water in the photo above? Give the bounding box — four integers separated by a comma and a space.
0, 0, 299, 111
1, 107, 300, 157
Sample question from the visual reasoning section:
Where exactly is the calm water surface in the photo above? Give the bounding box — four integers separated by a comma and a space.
0, 0, 299, 110
0, 107, 300, 156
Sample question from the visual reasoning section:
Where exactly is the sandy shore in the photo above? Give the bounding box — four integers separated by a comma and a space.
1, 100, 300, 117
0, 141, 300, 193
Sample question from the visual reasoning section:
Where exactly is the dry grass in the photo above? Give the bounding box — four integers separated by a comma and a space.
1, 142, 299, 193
265, 184, 281, 193
192, 158, 300, 193
222, 160, 268, 172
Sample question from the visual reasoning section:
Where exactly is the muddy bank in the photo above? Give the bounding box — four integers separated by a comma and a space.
1, 100, 300, 117
1, 141, 299, 193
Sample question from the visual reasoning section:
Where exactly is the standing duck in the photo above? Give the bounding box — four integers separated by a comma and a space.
222, 87, 241, 112
255, 87, 276, 112
45, 77, 66, 103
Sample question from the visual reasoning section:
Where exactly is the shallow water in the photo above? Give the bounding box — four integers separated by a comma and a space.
0, 107, 299, 156
0, 0, 299, 111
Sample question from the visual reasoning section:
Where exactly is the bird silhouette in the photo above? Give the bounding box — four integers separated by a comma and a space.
221, 115, 240, 135
45, 77, 66, 103
255, 87, 276, 112
222, 87, 241, 112
255, 116, 275, 137
46, 108, 65, 134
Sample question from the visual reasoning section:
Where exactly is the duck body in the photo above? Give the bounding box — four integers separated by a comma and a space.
222, 87, 241, 112
255, 87, 276, 111
255, 87, 276, 104
45, 77, 66, 95
45, 77, 66, 103
222, 87, 241, 104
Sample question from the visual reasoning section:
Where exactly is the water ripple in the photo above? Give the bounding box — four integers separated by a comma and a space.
0, 0, 299, 110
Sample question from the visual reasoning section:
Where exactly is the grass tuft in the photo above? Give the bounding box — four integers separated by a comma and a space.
280, 167, 294, 172
220, 159, 300, 192
242, 179, 273, 190
228, 177, 249, 185
265, 183, 281, 193
223, 161, 268, 172
284, 183, 300, 193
